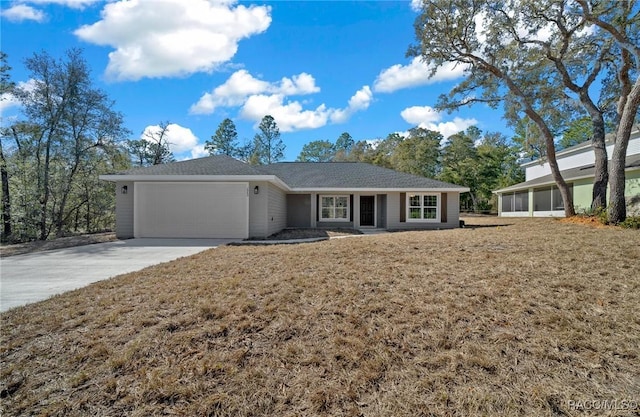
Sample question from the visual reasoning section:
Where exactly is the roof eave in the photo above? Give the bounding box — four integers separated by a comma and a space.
99, 174, 291, 191
494, 163, 640, 194
289, 187, 470, 193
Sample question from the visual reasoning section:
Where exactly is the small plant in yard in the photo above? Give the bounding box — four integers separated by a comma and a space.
576, 206, 609, 225
619, 215, 640, 229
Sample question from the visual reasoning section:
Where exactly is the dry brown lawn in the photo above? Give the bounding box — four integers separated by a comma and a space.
1, 218, 639, 416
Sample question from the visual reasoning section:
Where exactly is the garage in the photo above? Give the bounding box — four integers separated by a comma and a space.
134, 182, 249, 238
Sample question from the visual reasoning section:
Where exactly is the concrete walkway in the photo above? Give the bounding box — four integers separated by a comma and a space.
0, 238, 236, 312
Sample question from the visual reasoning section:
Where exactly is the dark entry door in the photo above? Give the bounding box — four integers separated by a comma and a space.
360, 196, 375, 226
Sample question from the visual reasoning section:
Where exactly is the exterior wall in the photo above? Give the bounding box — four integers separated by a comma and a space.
446, 193, 460, 226
248, 181, 268, 238
626, 170, 640, 215
310, 192, 317, 228
376, 194, 387, 229
386, 191, 461, 230
249, 182, 287, 238
267, 184, 287, 236
115, 181, 134, 238
573, 178, 594, 213
525, 148, 593, 181
385, 193, 401, 229
525, 135, 640, 181
286, 194, 312, 228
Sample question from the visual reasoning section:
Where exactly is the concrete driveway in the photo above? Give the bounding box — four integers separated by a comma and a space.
0, 238, 237, 312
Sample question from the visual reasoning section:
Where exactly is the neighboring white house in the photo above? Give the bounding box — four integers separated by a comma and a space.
495, 129, 640, 217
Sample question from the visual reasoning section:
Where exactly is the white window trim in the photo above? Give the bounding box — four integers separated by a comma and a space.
319, 194, 350, 222
406, 193, 441, 222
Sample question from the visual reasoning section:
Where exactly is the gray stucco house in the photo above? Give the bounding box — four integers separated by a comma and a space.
101, 155, 469, 239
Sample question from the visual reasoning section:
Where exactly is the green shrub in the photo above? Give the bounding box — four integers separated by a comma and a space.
619, 216, 640, 229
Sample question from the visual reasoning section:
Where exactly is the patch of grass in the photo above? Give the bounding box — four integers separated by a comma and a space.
1, 218, 639, 416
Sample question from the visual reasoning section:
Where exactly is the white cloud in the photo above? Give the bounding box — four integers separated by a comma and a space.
373, 57, 467, 93
424, 117, 478, 140
278, 73, 319, 96
400, 105, 441, 125
74, 0, 271, 81
1, 4, 46, 22
0, 79, 38, 113
190, 68, 370, 132
189, 144, 209, 160
190, 69, 319, 115
142, 123, 199, 154
239, 84, 372, 132
410, 0, 422, 12
474, 7, 555, 48
0, 91, 22, 114
400, 105, 477, 140
330, 85, 373, 124
240, 94, 330, 133
238, 84, 372, 132
347, 85, 373, 111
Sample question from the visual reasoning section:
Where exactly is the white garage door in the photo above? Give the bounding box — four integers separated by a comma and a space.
134, 182, 249, 238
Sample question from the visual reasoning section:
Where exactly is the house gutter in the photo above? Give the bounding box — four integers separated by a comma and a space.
99, 174, 292, 191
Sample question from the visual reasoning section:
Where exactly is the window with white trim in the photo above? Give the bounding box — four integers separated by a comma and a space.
407, 193, 440, 222
320, 195, 349, 221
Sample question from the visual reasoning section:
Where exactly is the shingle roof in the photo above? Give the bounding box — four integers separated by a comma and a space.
495, 153, 640, 193
105, 156, 467, 190
116, 155, 266, 176
262, 162, 467, 189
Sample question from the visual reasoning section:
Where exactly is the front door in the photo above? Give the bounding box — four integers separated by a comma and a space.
360, 196, 375, 227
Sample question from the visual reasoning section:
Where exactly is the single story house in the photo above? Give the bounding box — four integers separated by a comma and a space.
101, 156, 469, 239
494, 129, 640, 217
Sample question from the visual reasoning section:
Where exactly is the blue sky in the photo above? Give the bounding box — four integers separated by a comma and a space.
1, 0, 510, 161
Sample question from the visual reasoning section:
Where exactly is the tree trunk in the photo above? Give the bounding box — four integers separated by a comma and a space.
607, 91, 638, 224
608, 60, 640, 223
525, 109, 575, 217
608, 141, 627, 223
39, 135, 52, 241
469, 192, 478, 213
590, 117, 608, 211
482, 61, 575, 217
54, 165, 78, 238
0, 140, 11, 242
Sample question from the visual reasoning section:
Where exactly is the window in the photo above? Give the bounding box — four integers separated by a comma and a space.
534, 187, 552, 211
502, 193, 514, 212
407, 193, 440, 222
514, 191, 529, 212
320, 195, 349, 221
502, 191, 528, 212
533, 185, 572, 212
552, 186, 570, 210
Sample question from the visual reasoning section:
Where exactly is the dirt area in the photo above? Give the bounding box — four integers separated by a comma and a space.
1, 218, 639, 416
559, 215, 610, 228
258, 228, 363, 240
0, 232, 118, 257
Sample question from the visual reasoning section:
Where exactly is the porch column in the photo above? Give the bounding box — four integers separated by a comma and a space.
528, 188, 534, 217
